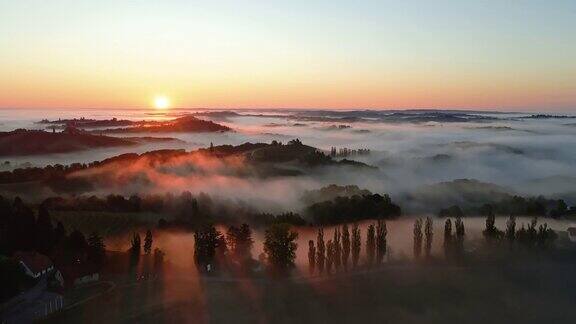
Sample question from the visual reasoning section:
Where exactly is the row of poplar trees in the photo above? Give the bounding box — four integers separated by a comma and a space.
307, 220, 388, 275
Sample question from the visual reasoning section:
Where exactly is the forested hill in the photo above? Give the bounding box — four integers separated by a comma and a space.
0, 141, 375, 195
0, 129, 136, 156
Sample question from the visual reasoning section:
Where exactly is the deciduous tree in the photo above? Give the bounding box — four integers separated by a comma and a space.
263, 223, 298, 273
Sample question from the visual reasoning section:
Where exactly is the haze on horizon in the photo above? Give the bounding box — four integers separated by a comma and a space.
1, 1, 575, 112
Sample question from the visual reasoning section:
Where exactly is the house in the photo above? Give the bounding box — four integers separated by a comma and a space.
14, 251, 54, 278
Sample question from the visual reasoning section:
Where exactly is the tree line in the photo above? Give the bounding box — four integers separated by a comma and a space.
192, 222, 298, 275
439, 197, 574, 219
307, 221, 389, 275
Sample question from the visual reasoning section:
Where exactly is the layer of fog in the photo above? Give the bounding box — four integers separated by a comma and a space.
2, 108, 576, 212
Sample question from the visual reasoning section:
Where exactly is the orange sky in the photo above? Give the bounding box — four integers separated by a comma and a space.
1, 1, 575, 112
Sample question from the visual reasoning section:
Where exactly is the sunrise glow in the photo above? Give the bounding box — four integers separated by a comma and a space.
0, 1, 575, 111
154, 96, 171, 110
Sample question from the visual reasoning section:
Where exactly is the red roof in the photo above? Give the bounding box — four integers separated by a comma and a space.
14, 251, 53, 275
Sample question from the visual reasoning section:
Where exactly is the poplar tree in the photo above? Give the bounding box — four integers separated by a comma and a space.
443, 219, 452, 258
505, 215, 516, 245
333, 228, 341, 271
366, 224, 376, 267
130, 232, 141, 268
308, 240, 316, 275
326, 240, 334, 274
144, 229, 153, 254
341, 224, 351, 270
316, 228, 325, 274
454, 217, 465, 256
376, 220, 387, 264
413, 218, 423, 259
351, 223, 361, 268
424, 217, 433, 258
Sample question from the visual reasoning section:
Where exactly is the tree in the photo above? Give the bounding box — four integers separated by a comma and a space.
454, 217, 465, 256
351, 223, 361, 268
376, 220, 387, 264
536, 223, 557, 248
144, 229, 153, 254
505, 215, 516, 245
308, 240, 316, 275
226, 224, 254, 264
413, 218, 423, 259
316, 228, 325, 274
443, 219, 452, 258
87, 232, 106, 268
483, 209, 502, 243
326, 240, 334, 274
424, 217, 433, 258
366, 224, 376, 267
35, 205, 55, 254
333, 228, 341, 271
11, 198, 35, 251
525, 217, 538, 248
130, 232, 141, 267
341, 224, 350, 270
194, 225, 222, 271
64, 230, 88, 265
263, 223, 298, 273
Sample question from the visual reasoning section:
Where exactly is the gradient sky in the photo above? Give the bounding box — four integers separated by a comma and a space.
1, 0, 575, 111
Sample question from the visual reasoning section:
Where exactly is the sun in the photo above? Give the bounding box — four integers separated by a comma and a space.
153, 96, 171, 110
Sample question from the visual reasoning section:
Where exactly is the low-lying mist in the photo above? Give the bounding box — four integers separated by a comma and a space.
2, 109, 576, 215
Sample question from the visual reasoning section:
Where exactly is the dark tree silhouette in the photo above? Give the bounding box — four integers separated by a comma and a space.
413, 218, 423, 259
366, 224, 376, 267
144, 229, 153, 255
307, 194, 401, 225
326, 240, 334, 274
35, 205, 55, 254
536, 223, 557, 248
194, 224, 222, 272
308, 240, 316, 275
351, 223, 361, 268
424, 217, 433, 258
483, 210, 502, 242
263, 223, 298, 273
333, 228, 341, 271
316, 228, 325, 274
65, 230, 88, 264
226, 224, 254, 264
12, 198, 36, 251
376, 220, 387, 264
130, 232, 141, 267
341, 224, 350, 270
454, 217, 465, 256
505, 215, 516, 245
443, 219, 453, 258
